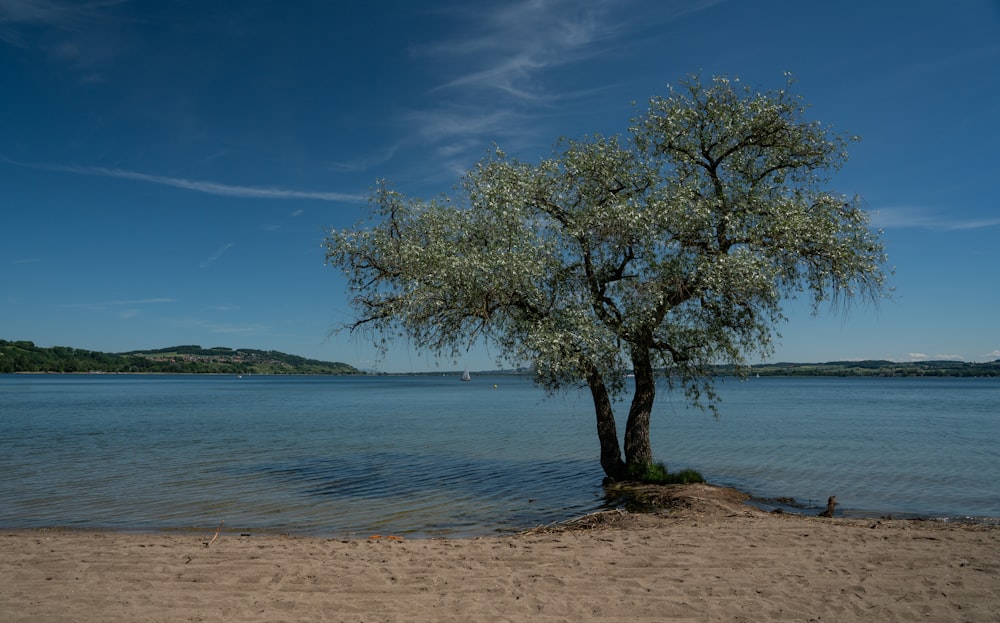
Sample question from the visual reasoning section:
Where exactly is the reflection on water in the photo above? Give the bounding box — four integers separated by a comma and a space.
1, 374, 998, 535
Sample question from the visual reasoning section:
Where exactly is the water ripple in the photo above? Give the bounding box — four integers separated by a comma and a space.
1, 374, 998, 534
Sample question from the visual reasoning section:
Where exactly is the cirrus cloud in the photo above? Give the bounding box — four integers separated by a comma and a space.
1, 155, 364, 202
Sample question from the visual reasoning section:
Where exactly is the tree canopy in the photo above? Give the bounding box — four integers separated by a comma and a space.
325, 74, 889, 481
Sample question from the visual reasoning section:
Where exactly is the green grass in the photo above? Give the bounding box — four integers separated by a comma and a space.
627, 462, 705, 485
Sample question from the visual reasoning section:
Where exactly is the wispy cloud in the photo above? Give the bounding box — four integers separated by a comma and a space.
401, 0, 723, 171
420, 0, 725, 101
200, 242, 234, 269
0, 0, 101, 45
406, 108, 523, 142
419, 0, 620, 99
201, 322, 267, 335
399, 0, 628, 167
399, 105, 543, 178
1, 156, 364, 202
907, 352, 964, 361
985, 350, 1000, 360
170, 317, 268, 335
262, 209, 305, 232
69, 164, 363, 201
62, 297, 176, 311
870, 206, 1000, 231
218, 325, 265, 334
0, 0, 126, 29
0, 0, 130, 80
329, 144, 401, 173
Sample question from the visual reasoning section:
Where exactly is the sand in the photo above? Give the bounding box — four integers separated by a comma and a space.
2, 485, 997, 622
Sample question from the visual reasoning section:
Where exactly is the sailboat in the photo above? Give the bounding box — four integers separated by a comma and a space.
460, 369, 471, 382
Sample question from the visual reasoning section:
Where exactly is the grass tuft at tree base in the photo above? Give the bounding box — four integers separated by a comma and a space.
627, 462, 705, 485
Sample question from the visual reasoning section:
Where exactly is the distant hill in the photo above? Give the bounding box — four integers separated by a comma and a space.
5, 339, 996, 377
416, 360, 1000, 378
730, 359, 1000, 378
0, 340, 360, 375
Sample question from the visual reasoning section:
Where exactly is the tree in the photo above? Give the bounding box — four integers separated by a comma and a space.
324, 74, 889, 482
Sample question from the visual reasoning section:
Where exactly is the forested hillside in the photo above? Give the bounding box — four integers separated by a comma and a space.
735, 360, 1000, 377
0, 340, 360, 375
4, 340, 996, 377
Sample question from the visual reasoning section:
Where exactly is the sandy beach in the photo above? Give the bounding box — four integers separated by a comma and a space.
2, 485, 997, 622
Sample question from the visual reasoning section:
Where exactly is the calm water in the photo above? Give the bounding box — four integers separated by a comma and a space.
1, 374, 997, 537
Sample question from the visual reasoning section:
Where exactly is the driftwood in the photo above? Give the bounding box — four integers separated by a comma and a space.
818, 496, 837, 518
205, 520, 224, 546
520, 509, 632, 535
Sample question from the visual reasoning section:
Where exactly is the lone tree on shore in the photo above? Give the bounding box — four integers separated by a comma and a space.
324, 74, 889, 482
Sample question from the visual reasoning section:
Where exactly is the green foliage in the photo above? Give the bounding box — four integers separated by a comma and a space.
627, 462, 705, 485
0, 340, 360, 375
325, 72, 890, 478
327, 73, 887, 393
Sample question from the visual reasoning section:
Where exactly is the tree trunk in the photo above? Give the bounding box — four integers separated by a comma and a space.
623, 348, 655, 469
585, 365, 627, 481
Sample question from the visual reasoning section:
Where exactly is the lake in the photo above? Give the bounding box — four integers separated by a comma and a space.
1, 374, 997, 537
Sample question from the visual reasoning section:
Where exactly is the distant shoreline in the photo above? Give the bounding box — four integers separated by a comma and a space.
3, 339, 998, 376
722, 359, 1000, 378
0, 340, 360, 375
335, 360, 1000, 378
5, 362, 1000, 378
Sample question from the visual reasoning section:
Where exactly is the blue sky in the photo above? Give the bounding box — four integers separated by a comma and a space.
2, 0, 998, 372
